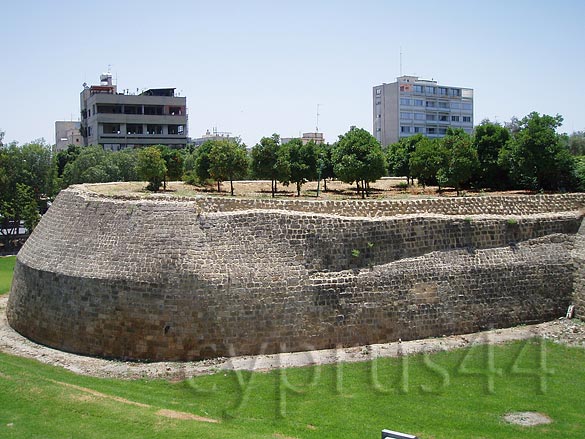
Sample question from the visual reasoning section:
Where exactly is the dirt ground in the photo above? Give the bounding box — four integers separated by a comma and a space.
1, 297, 583, 380
86, 178, 536, 200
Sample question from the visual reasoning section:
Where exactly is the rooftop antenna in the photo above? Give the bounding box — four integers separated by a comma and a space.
400, 47, 402, 76
316, 104, 321, 132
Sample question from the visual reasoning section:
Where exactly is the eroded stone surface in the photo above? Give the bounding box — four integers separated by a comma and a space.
6, 187, 585, 361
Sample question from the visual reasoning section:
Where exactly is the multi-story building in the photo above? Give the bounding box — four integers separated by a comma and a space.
373, 75, 473, 146
54, 121, 82, 152
80, 73, 188, 150
190, 128, 235, 147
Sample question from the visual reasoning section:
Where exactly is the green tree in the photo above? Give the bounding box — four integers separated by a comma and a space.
55, 144, 81, 178
251, 134, 288, 197
386, 134, 424, 185
574, 156, 585, 191
157, 146, 184, 190
208, 139, 249, 196
15, 183, 41, 232
567, 131, 585, 156
137, 146, 167, 192
317, 142, 335, 192
499, 112, 575, 190
193, 141, 214, 184
409, 137, 446, 188
110, 148, 138, 181
473, 121, 511, 189
62, 146, 120, 186
332, 127, 387, 198
440, 128, 479, 196
279, 139, 318, 196
0, 143, 50, 247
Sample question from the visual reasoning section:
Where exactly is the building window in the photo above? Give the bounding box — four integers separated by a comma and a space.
169, 106, 183, 116
376, 88, 381, 95
147, 124, 163, 135
451, 102, 461, 109
439, 114, 448, 122
463, 116, 472, 122
451, 115, 460, 122
414, 113, 425, 120
462, 102, 473, 110
414, 126, 423, 133
427, 127, 436, 134
376, 114, 381, 118
425, 86, 435, 94
438, 101, 449, 109
414, 99, 423, 106
426, 114, 436, 121
413, 85, 424, 93
375, 100, 381, 105
400, 112, 413, 119
439, 87, 448, 95
400, 98, 412, 106
124, 105, 142, 115
127, 124, 143, 135
426, 101, 436, 108
144, 106, 164, 115
87, 126, 92, 136
438, 127, 447, 135
401, 126, 412, 133
168, 125, 185, 135
376, 127, 381, 132
103, 124, 121, 134
450, 88, 461, 96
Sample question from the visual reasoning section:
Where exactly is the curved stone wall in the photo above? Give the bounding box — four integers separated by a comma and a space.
7, 187, 585, 361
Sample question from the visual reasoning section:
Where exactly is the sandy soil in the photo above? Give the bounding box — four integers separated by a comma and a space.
1, 297, 583, 380
85, 178, 536, 201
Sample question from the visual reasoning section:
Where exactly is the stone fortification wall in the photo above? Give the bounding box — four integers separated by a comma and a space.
87, 187, 585, 217
573, 220, 585, 319
6, 187, 585, 361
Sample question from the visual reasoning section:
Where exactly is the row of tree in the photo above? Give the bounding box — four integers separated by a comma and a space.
387, 112, 584, 193
182, 128, 386, 198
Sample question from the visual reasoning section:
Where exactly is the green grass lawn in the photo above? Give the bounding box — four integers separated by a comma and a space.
0, 256, 16, 295
0, 340, 584, 438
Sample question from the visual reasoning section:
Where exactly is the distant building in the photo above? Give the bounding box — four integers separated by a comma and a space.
190, 128, 235, 147
282, 132, 325, 145
54, 121, 82, 152
373, 75, 473, 146
301, 132, 324, 145
80, 73, 188, 150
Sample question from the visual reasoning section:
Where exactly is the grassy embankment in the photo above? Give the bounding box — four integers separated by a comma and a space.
0, 256, 16, 295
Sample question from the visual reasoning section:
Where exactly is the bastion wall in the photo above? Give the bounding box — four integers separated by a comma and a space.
7, 187, 585, 361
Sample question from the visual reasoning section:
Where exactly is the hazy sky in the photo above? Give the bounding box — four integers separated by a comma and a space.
1, 0, 584, 147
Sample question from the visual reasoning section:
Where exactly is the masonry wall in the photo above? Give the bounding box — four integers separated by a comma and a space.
6, 188, 585, 361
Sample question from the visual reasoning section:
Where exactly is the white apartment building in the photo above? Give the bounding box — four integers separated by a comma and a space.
373, 76, 473, 146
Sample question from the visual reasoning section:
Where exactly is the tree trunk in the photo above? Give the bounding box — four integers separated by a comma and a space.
323, 178, 327, 192
230, 178, 234, 196
271, 179, 276, 198
361, 180, 366, 199
297, 181, 301, 196
217, 180, 221, 192
356, 181, 360, 196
